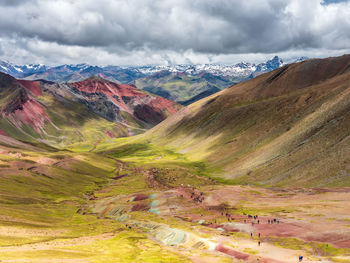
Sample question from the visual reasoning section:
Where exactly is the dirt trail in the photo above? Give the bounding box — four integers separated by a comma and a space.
230, 239, 311, 263
89, 138, 101, 152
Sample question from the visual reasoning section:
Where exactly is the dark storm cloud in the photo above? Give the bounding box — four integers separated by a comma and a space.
0, 0, 349, 65
0, 0, 35, 6
323, 0, 349, 4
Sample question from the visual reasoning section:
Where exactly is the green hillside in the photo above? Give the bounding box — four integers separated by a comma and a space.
134, 71, 245, 105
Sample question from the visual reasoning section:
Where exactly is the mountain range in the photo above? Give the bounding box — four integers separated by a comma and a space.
0, 56, 306, 105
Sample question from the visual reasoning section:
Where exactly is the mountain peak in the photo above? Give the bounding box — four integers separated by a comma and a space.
84, 75, 106, 82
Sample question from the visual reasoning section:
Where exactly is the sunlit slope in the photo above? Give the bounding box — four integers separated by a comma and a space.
0, 73, 132, 148
147, 54, 350, 186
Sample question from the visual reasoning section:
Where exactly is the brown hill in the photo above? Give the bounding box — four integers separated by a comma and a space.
148, 54, 350, 187
69, 77, 180, 126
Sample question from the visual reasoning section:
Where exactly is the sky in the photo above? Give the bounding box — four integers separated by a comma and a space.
0, 0, 349, 66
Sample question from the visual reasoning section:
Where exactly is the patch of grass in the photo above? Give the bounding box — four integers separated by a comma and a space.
332, 257, 350, 263
96, 139, 227, 187
230, 204, 297, 216
0, 235, 55, 246
67, 231, 191, 263
95, 173, 149, 197
243, 247, 259, 255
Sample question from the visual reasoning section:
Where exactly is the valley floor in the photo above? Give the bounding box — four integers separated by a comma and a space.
0, 140, 349, 262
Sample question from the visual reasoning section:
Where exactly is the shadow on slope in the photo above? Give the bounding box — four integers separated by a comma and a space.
146, 55, 350, 187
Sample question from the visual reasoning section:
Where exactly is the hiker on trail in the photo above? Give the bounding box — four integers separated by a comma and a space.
277, 220, 280, 224
299, 255, 303, 262
250, 232, 253, 237
268, 219, 270, 224
258, 241, 261, 246
274, 218, 276, 223
257, 220, 260, 224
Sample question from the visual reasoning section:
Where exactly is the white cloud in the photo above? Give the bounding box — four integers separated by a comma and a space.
0, 0, 349, 65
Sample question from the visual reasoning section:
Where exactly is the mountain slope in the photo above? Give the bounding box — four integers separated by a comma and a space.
134, 71, 236, 104
0, 73, 128, 147
0, 73, 180, 148
146, 54, 350, 187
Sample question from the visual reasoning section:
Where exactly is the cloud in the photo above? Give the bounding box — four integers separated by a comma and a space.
0, 0, 349, 65
0, 0, 35, 7
322, 0, 349, 4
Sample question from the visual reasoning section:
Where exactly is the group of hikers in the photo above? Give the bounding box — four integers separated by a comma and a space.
250, 231, 262, 246
244, 214, 280, 225
188, 190, 205, 203
221, 211, 235, 222
245, 214, 284, 248
268, 218, 280, 224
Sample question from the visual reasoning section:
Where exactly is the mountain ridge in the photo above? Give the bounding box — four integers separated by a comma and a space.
0, 56, 302, 81
0, 56, 306, 105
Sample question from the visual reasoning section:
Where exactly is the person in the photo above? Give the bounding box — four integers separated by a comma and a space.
268, 219, 270, 224
299, 255, 303, 262
258, 241, 261, 246
257, 220, 260, 224
251, 232, 253, 237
